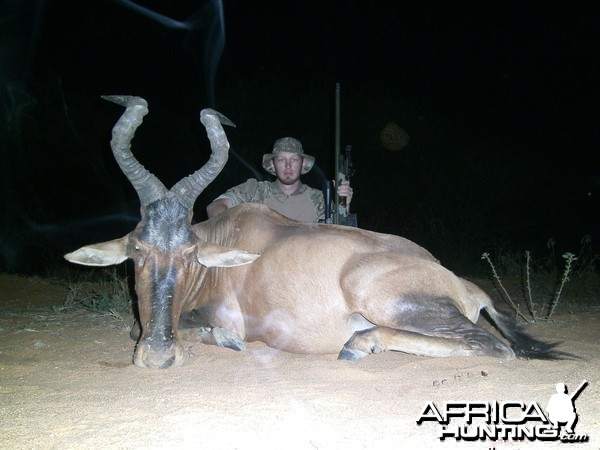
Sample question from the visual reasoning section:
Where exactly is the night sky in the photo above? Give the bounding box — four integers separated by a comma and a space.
1, 0, 598, 275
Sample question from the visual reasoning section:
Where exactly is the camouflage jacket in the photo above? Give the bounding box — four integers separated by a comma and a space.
213, 179, 325, 222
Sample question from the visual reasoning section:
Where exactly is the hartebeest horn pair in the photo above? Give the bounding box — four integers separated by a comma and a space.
102, 95, 234, 208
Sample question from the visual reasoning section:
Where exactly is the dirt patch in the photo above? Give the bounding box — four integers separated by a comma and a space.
0, 273, 598, 449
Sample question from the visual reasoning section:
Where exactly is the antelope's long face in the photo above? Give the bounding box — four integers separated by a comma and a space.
130, 197, 195, 368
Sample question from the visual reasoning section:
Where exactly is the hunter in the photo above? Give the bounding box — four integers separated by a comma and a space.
207, 137, 353, 222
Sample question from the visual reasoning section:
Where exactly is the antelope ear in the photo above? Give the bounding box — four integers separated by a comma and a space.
64, 235, 130, 266
194, 241, 260, 268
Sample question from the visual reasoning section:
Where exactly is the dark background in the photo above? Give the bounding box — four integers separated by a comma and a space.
1, 0, 598, 276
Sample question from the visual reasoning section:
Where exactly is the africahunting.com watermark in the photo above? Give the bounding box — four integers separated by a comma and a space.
416, 380, 589, 443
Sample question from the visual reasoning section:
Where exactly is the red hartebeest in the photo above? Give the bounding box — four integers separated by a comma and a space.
65, 96, 560, 368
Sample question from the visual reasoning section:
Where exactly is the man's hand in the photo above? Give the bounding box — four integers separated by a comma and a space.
337, 180, 353, 206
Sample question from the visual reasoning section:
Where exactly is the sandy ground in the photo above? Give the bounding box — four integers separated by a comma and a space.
0, 273, 598, 449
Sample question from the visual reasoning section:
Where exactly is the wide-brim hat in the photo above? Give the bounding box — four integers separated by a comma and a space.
262, 137, 315, 175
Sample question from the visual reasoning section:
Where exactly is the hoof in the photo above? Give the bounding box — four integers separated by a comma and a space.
177, 327, 211, 343
338, 347, 368, 361
213, 327, 246, 351
130, 321, 141, 341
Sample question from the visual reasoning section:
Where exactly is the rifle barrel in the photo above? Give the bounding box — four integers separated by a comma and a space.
570, 380, 588, 400
334, 83, 341, 224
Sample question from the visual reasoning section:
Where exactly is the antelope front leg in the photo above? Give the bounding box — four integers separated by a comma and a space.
179, 326, 246, 351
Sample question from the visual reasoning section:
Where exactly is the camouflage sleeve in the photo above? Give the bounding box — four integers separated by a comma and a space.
213, 179, 260, 207
308, 187, 325, 221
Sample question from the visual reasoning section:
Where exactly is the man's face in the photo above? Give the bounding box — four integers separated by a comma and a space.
271, 151, 303, 185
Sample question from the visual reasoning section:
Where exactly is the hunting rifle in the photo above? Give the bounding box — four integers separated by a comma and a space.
324, 83, 358, 227
569, 380, 588, 401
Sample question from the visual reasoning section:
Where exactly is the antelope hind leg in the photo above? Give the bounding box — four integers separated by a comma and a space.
338, 323, 515, 361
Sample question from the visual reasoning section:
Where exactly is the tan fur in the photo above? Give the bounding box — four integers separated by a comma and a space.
187, 204, 493, 354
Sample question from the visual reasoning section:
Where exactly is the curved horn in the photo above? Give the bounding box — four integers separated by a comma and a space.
171, 109, 235, 209
102, 95, 167, 206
